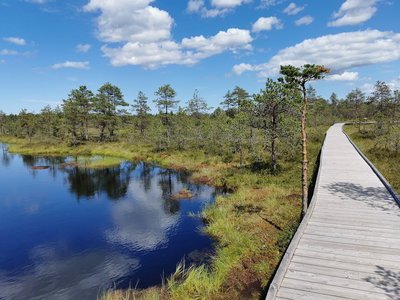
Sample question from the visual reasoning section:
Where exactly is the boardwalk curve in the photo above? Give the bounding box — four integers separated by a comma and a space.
266, 123, 400, 300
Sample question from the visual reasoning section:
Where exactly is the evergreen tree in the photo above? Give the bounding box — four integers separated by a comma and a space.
187, 89, 211, 147
93, 83, 127, 141
132, 91, 150, 136
154, 84, 178, 147
254, 79, 297, 172
346, 89, 365, 132
63, 86, 95, 143
280, 64, 330, 217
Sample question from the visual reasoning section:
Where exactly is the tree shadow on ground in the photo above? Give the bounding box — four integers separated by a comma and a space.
364, 265, 400, 299
234, 204, 283, 231
323, 182, 399, 214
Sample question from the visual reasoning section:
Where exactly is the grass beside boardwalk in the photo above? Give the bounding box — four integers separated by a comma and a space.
0, 127, 327, 299
345, 124, 400, 192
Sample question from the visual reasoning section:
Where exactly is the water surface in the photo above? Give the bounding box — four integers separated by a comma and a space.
0, 144, 215, 299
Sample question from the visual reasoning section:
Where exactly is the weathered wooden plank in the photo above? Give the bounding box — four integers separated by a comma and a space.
280, 278, 391, 300
295, 247, 400, 264
304, 228, 400, 242
298, 239, 400, 257
291, 255, 400, 273
301, 233, 400, 249
277, 287, 349, 300
311, 214, 400, 226
308, 221, 400, 234
288, 261, 387, 281
310, 217, 399, 229
284, 270, 392, 295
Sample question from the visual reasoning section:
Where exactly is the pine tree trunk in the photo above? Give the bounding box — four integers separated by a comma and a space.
301, 88, 309, 217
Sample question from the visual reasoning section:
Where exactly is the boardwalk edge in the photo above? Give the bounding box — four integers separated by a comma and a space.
265, 129, 328, 300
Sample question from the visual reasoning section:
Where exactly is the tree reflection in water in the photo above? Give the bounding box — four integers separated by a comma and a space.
63, 163, 135, 200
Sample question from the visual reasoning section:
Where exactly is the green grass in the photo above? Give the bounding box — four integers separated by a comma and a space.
1, 128, 328, 299
344, 124, 400, 192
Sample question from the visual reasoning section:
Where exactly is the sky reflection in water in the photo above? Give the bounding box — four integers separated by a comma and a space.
0, 144, 215, 299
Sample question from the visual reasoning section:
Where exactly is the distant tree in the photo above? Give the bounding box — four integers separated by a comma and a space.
74, 86, 94, 141
329, 92, 339, 105
232, 86, 251, 109
346, 89, 365, 132
39, 105, 62, 138
221, 86, 250, 117
18, 109, 37, 143
307, 85, 330, 127
154, 84, 179, 147
228, 111, 248, 167
63, 86, 95, 143
63, 97, 80, 144
223, 87, 255, 162
329, 92, 339, 118
0, 110, 6, 135
279, 64, 330, 217
254, 79, 297, 172
174, 108, 192, 150
132, 91, 150, 136
394, 90, 400, 122
93, 83, 127, 141
368, 81, 393, 134
221, 90, 235, 116
370, 81, 393, 117
187, 89, 211, 147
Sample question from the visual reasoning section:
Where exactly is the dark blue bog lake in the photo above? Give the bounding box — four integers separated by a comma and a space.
0, 144, 215, 299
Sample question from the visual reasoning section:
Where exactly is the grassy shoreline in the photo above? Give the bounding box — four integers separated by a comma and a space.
0, 128, 327, 299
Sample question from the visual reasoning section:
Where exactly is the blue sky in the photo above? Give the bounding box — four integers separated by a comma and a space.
0, 0, 399, 113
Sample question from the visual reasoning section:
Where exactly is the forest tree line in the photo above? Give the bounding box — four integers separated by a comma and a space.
1, 70, 400, 172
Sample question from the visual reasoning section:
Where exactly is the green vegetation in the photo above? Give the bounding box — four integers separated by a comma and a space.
345, 124, 400, 192
1, 66, 399, 299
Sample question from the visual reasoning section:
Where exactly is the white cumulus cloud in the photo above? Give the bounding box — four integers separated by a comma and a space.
103, 28, 252, 68
252, 16, 283, 32
85, 1, 253, 68
76, 44, 91, 53
295, 15, 314, 26
211, 0, 251, 8
326, 71, 359, 81
232, 63, 255, 75
3, 37, 26, 46
259, 0, 286, 9
84, 0, 173, 43
233, 30, 400, 77
52, 61, 90, 70
328, 0, 378, 27
283, 2, 304, 15
186, 0, 251, 18
187, 0, 205, 12
0, 49, 18, 55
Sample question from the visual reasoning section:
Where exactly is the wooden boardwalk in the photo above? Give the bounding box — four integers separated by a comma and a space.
267, 123, 400, 300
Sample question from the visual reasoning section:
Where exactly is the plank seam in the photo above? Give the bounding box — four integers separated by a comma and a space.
281, 277, 393, 296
